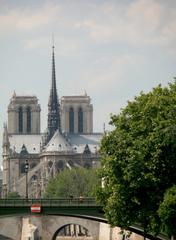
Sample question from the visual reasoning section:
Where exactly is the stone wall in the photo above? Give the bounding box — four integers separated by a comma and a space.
0, 216, 22, 240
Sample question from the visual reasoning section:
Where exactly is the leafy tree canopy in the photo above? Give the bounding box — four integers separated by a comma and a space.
158, 185, 176, 237
44, 168, 100, 198
6, 191, 21, 199
96, 82, 176, 235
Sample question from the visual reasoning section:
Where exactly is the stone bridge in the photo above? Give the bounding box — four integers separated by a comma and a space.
0, 199, 168, 240
0, 215, 113, 240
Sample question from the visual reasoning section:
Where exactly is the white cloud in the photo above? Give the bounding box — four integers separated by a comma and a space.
0, 2, 61, 31
74, 0, 176, 48
127, 0, 162, 29
81, 54, 143, 96
1, 0, 176, 50
24, 36, 80, 56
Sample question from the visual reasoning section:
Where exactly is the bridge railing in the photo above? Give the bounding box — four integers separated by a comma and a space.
0, 198, 97, 207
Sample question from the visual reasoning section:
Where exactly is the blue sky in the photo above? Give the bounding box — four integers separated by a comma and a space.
0, 0, 176, 161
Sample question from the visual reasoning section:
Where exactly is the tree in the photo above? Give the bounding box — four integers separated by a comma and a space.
6, 191, 21, 199
158, 185, 176, 238
44, 168, 100, 198
96, 82, 176, 236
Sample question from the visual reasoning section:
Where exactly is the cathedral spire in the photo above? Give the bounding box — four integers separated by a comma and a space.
47, 44, 61, 142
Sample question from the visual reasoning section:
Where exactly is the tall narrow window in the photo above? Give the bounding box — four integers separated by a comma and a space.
18, 107, 23, 133
27, 106, 31, 133
78, 107, 83, 133
69, 107, 74, 133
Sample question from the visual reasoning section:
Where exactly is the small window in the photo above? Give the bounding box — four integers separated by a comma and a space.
18, 107, 23, 133
78, 107, 83, 133
27, 106, 31, 133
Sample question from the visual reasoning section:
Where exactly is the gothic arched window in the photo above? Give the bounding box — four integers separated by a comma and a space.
27, 106, 31, 133
78, 107, 83, 133
18, 106, 23, 133
69, 107, 74, 133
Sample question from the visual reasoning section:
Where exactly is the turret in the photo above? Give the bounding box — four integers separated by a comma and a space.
2, 123, 10, 149
2, 123, 10, 197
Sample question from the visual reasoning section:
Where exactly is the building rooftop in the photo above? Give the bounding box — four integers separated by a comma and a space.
9, 134, 42, 154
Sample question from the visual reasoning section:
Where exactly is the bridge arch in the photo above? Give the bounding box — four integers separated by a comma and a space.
42, 215, 100, 240
0, 234, 13, 239
52, 223, 91, 240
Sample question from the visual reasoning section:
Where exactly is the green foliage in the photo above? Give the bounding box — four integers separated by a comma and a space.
96, 82, 176, 234
6, 191, 21, 199
158, 185, 176, 237
44, 168, 100, 198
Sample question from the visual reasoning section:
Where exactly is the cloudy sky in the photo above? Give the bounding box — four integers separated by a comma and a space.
0, 0, 176, 159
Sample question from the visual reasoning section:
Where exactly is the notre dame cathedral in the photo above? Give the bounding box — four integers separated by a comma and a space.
2, 46, 102, 198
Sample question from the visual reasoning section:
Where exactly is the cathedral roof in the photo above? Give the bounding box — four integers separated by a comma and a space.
67, 133, 102, 154
7, 132, 103, 155
9, 135, 42, 154
43, 131, 103, 154
44, 130, 73, 152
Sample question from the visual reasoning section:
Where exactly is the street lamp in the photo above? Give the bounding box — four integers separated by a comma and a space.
25, 160, 29, 200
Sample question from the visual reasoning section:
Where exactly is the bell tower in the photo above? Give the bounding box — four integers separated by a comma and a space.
8, 92, 41, 134
60, 95, 93, 134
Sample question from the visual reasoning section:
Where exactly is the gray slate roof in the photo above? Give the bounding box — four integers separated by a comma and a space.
9, 134, 42, 154
8, 132, 103, 155
43, 131, 103, 154
44, 130, 73, 152
67, 133, 102, 153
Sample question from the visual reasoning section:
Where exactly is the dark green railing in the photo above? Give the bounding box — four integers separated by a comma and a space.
0, 197, 97, 207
